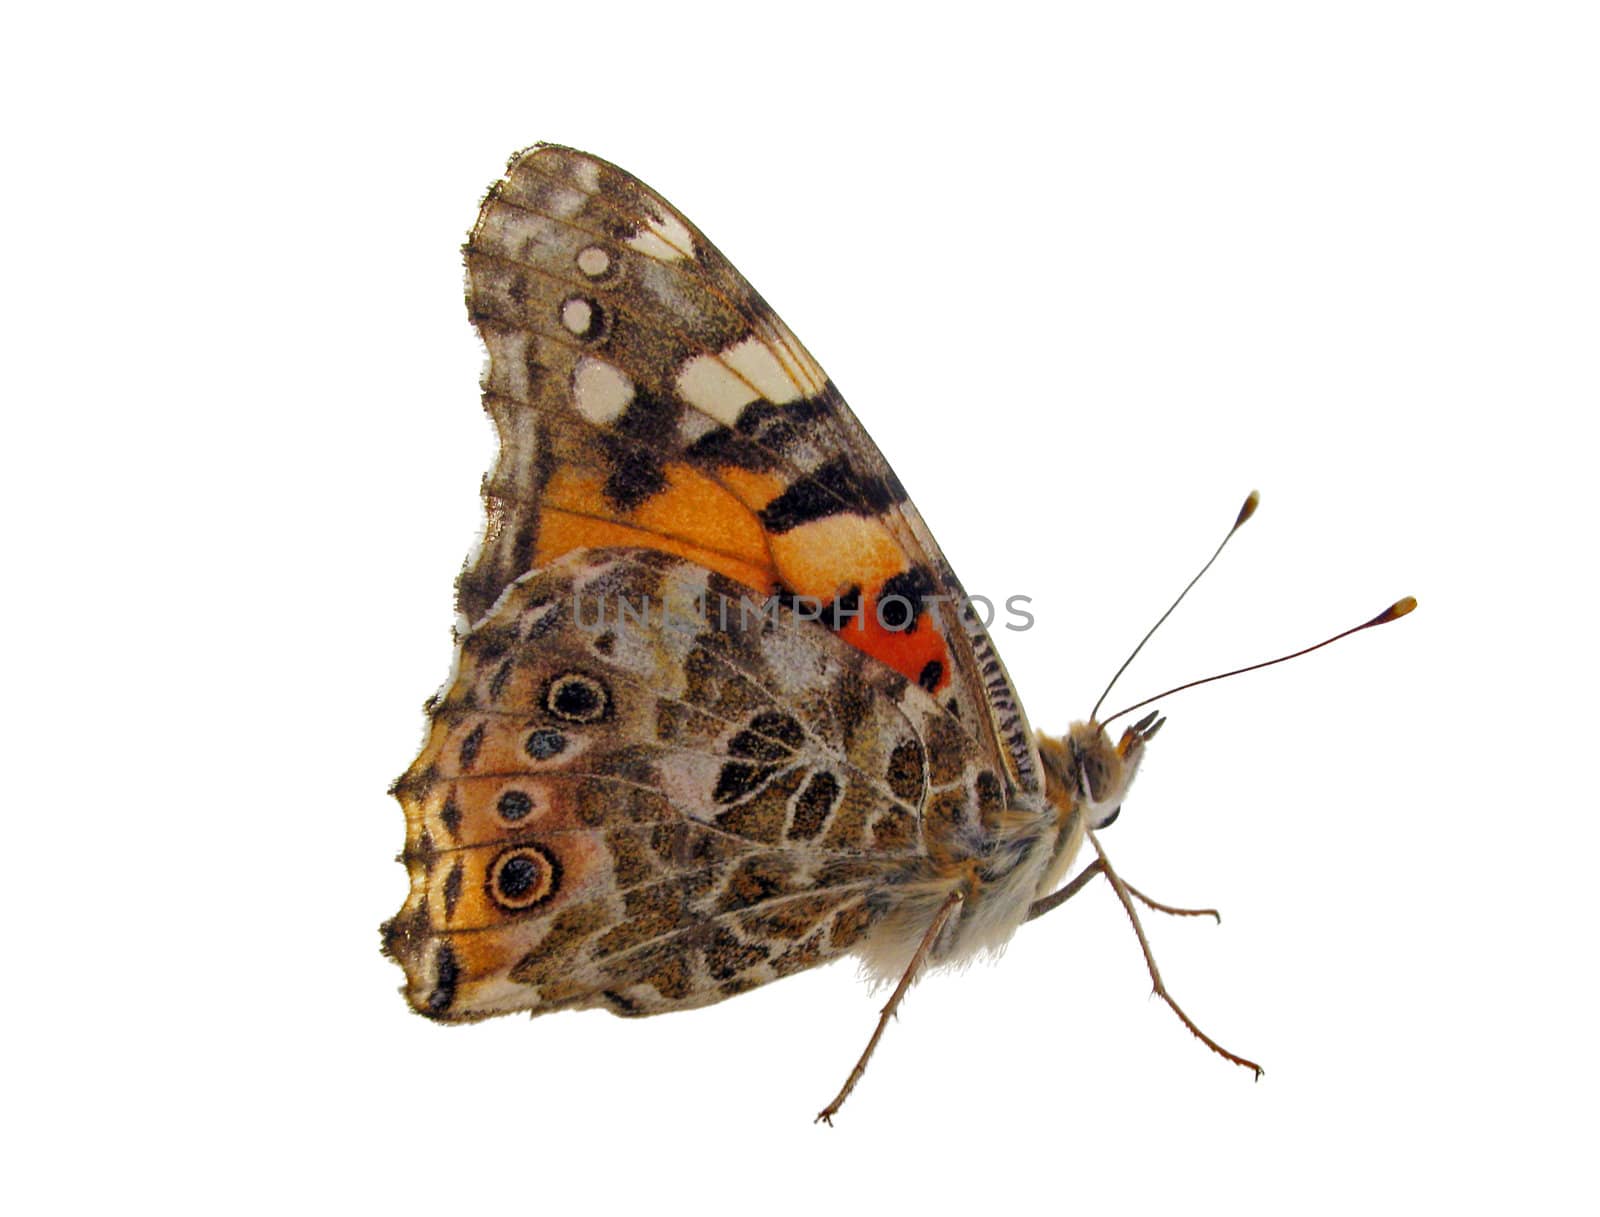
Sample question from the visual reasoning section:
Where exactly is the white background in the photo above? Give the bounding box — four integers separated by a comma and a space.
5, 2, 1596, 1213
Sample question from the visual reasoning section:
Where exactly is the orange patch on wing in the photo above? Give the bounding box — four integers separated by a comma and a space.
759, 504, 951, 694
768, 517, 952, 694
715, 467, 787, 512
768, 516, 906, 600
544, 465, 771, 566
537, 463, 777, 591
844, 589, 952, 694
537, 511, 774, 592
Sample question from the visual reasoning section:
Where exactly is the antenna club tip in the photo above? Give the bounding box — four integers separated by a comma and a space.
1372, 596, 1418, 626
1234, 491, 1260, 530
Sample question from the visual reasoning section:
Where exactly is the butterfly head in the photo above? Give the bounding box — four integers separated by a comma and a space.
1037, 711, 1165, 832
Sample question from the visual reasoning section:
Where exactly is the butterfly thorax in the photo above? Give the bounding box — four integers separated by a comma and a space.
856, 721, 1151, 980
1033, 721, 1149, 898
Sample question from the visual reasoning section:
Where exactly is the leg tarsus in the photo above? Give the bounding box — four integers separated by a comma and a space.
1087, 828, 1262, 1078
1124, 880, 1222, 924
815, 889, 963, 1125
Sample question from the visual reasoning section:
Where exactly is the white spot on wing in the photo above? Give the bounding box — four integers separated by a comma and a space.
722, 337, 804, 404
576, 246, 610, 277
572, 358, 634, 424
763, 316, 827, 396
472, 209, 559, 264
560, 297, 594, 335
570, 157, 601, 193
627, 208, 695, 261
544, 184, 587, 220
677, 334, 814, 427
676, 355, 757, 425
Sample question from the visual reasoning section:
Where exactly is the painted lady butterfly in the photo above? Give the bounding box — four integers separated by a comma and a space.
382, 145, 1413, 1120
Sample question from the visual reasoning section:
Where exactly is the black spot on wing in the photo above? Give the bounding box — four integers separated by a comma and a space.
525, 608, 562, 643
486, 844, 562, 911
789, 771, 840, 841
743, 710, 805, 750
713, 760, 777, 804
736, 394, 832, 445
598, 211, 643, 242
727, 730, 792, 764
601, 989, 643, 1016
459, 723, 486, 770
602, 441, 667, 511
545, 673, 612, 723
686, 424, 767, 472
976, 770, 1004, 817
701, 926, 770, 981
488, 658, 515, 701
497, 789, 534, 821
442, 862, 464, 919
426, 943, 459, 1018
685, 393, 833, 474
823, 585, 862, 632
758, 456, 896, 534
525, 729, 567, 760
439, 793, 462, 838
886, 738, 926, 803
598, 389, 682, 512
879, 565, 937, 633
614, 386, 680, 445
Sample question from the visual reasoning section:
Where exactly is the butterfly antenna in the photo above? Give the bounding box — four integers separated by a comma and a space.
1089, 491, 1260, 724
1101, 596, 1417, 728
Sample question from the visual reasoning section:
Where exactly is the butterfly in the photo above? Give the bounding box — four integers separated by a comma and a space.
381, 144, 1413, 1121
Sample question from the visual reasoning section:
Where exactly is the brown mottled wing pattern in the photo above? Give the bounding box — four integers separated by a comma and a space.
458, 144, 1041, 796
384, 549, 1008, 1020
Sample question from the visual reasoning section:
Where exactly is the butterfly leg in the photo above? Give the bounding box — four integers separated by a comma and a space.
1027, 861, 1220, 926
1122, 880, 1220, 924
815, 889, 964, 1126
1024, 857, 1107, 923
1086, 827, 1262, 1077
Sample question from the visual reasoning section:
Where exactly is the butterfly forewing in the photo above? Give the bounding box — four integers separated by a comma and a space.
457, 144, 1040, 795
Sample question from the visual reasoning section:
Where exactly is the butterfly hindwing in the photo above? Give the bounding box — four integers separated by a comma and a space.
384, 549, 1009, 1020
460, 144, 1042, 795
